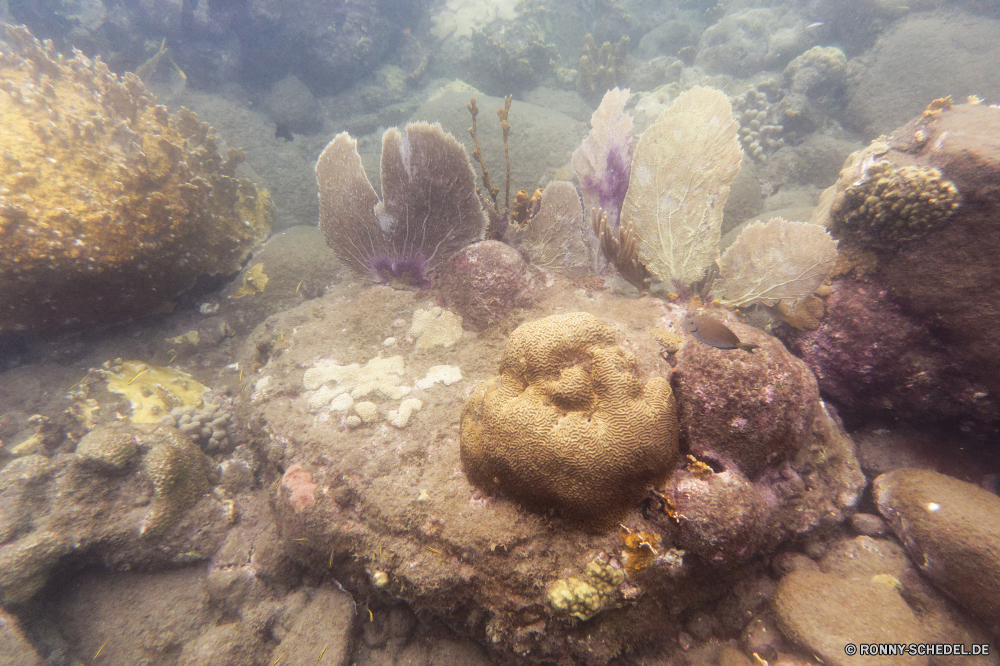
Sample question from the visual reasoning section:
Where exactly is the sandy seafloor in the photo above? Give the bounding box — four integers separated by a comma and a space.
2, 1, 1000, 664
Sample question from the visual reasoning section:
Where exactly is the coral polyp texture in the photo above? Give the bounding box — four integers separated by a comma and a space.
459, 311, 679, 529
0, 26, 272, 334
316, 122, 487, 288
833, 161, 960, 249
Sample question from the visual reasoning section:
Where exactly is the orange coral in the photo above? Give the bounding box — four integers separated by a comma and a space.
0, 26, 271, 333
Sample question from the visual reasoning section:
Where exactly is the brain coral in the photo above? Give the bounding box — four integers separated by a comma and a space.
0, 26, 272, 334
460, 312, 679, 529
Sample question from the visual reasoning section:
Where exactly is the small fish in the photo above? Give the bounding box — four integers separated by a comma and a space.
683, 316, 759, 353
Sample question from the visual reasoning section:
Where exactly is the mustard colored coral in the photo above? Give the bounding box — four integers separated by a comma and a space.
547, 558, 626, 621
834, 161, 959, 249
460, 312, 679, 529
0, 26, 271, 333
142, 428, 213, 536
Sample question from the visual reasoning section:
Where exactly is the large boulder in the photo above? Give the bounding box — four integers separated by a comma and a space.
0, 27, 271, 335
233, 280, 864, 663
794, 101, 1000, 437
873, 468, 1000, 628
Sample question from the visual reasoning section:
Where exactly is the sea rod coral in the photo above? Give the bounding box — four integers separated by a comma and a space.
316, 122, 487, 288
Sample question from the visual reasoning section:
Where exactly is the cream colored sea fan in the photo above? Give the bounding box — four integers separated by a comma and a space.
621, 86, 742, 288
714, 217, 838, 308
505, 181, 589, 277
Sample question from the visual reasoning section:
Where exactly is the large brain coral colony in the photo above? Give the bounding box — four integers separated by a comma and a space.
459, 312, 679, 529
0, 26, 272, 334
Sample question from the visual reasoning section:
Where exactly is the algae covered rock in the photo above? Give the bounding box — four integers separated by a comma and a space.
773, 569, 927, 666
460, 311, 679, 529
802, 100, 1000, 436
0, 26, 271, 334
873, 468, 1000, 626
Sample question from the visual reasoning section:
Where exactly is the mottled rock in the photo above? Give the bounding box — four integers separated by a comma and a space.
438, 240, 544, 331
672, 313, 820, 479
0, 608, 43, 665
773, 569, 927, 666
272, 588, 355, 666
849, 513, 888, 538
873, 468, 1000, 625
178, 622, 269, 666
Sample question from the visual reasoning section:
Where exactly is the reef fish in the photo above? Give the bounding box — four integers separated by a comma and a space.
683, 316, 759, 353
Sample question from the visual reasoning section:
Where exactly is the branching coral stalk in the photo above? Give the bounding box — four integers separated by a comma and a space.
592, 207, 651, 292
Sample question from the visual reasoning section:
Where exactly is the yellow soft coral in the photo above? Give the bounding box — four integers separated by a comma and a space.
0, 26, 271, 333
460, 312, 679, 529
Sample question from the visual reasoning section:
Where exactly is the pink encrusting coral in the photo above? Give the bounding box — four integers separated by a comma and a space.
282, 464, 318, 513
316, 122, 487, 288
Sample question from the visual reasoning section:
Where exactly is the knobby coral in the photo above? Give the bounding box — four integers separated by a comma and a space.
0, 26, 272, 334
316, 122, 487, 288
459, 312, 679, 530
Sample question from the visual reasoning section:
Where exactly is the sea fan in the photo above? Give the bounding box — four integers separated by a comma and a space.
316, 123, 487, 287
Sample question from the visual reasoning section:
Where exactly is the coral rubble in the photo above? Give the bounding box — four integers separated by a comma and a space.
0, 26, 272, 334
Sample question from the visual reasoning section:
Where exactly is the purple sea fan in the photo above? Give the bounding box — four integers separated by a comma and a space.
572, 87, 634, 228
316, 122, 488, 288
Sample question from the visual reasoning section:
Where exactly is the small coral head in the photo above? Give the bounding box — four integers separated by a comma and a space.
366, 251, 431, 289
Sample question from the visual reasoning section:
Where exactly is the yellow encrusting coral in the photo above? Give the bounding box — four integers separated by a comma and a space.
547, 557, 626, 621
834, 161, 959, 249
102, 359, 209, 423
0, 26, 271, 333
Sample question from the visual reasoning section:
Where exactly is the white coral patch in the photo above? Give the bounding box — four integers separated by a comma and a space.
415, 365, 463, 389
388, 398, 423, 428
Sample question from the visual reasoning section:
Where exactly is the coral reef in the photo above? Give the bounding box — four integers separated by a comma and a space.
0, 26, 272, 334
408, 307, 464, 350
316, 123, 487, 288
0, 422, 230, 607
694, 9, 812, 78
732, 84, 785, 164
438, 240, 543, 331
572, 87, 633, 230
234, 282, 873, 663
142, 428, 214, 535
101, 360, 210, 424
579, 34, 630, 105
75, 427, 139, 470
504, 181, 591, 279
592, 207, 652, 292
833, 161, 960, 250
782, 46, 849, 118
460, 312, 679, 529
547, 557, 626, 621
165, 400, 233, 452
806, 101, 1000, 435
